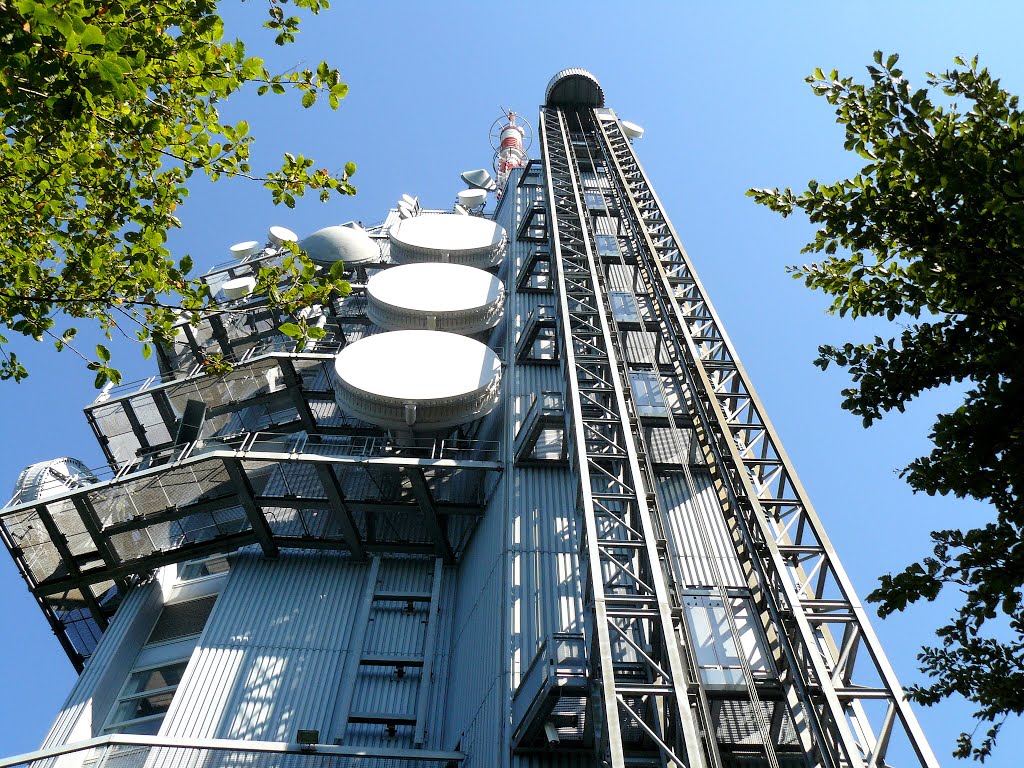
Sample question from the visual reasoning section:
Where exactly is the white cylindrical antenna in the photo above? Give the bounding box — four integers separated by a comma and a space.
268, 225, 298, 246
621, 120, 645, 140
230, 240, 261, 260
458, 188, 488, 210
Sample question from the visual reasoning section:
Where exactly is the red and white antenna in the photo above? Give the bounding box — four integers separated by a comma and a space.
490, 109, 532, 197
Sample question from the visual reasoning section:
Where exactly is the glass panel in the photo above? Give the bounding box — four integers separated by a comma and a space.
115, 718, 164, 736
684, 595, 721, 668
121, 661, 188, 696
178, 555, 231, 581
684, 593, 773, 689
595, 235, 619, 257
629, 371, 668, 417
109, 689, 176, 724
610, 292, 640, 323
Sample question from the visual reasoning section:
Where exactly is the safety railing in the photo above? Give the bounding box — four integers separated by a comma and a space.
0, 734, 465, 768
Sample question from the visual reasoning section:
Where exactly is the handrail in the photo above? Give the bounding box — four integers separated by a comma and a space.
90, 341, 344, 403
0, 733, 465, 768
1, 431, 502, 516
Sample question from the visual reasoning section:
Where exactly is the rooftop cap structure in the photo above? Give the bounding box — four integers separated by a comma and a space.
544, 67, 605, 108
299, 224, 381, 267
10, 457, 97, 506
367, 262, 504, 334
332, 330, 501, 431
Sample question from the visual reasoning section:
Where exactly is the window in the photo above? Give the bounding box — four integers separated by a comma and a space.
514, 392, 567, 465
629, 370, 668, 417
609, 292, 640, 324
683, 593, 771, 689
595, 235, 620, 258
584, 191, 605, 210
177, 555, 231, 582
106, 660, 189, 735
516, 306, 558, 365
105, 594, 218, 735
146, 594, 218, 644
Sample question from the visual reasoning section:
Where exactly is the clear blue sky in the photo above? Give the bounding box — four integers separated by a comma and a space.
2, 1, 1022, 762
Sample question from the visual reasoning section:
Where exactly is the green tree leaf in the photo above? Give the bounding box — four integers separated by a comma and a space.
0, 0, 355, 385
752, 53, 1024, 762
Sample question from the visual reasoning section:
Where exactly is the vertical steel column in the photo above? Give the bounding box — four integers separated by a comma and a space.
594, 115, 938, 768
541, 106, 704, 768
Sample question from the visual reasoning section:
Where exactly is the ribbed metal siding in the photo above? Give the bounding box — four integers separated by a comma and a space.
161, 551, 364, 742
156, 550, 455, 750
443, 174, 591, 767
42, 580, 163, 747
658, 470, 746, 588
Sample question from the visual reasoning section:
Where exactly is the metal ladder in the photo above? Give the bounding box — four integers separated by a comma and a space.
334, 556, 444, 746
594, 114, 939, 768
541, 105, 704, 768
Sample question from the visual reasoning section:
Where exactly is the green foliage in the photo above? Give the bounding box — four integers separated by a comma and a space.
0, 0, 354, 385
749, 52, 1024, 760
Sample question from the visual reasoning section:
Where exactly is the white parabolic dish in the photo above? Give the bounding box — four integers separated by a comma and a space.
333, 331, 501, 430
389, 213, 506, 267
367, 263, 504, 333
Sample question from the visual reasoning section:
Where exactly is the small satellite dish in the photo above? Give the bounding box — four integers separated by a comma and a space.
222, 276, 257, 300
268, 226, 298, 246
230, 240, 261, 260
621, 120, 645, 140
460, 168, 496, 192
397, 195, 420, 219
458, 188, 488, 209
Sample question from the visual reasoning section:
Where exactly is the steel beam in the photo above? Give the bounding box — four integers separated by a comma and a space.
312, 463, 366, 561
595, 114, 938, 768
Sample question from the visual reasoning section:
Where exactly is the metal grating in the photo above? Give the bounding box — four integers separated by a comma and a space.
147, 594, 218, 644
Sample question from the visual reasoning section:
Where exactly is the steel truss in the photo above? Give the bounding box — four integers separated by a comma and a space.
588, 114, 938, 768
541, 106, 704, 768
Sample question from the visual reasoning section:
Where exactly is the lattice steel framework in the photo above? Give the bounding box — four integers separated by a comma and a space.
543, 107, 938, 768
541, 106, 704, 768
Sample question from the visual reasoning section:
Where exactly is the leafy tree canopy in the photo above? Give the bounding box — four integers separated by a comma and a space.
0, 0, 354, 386
749, 52, 1024, 760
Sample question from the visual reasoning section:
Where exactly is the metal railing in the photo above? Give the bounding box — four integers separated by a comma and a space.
0, 735, 464, 768
93, 338, 344, 403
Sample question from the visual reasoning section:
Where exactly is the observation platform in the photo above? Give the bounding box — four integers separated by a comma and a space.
0, 735, 465, 768
1, 430, 500, 668
87, 340, 367, 470
157, 244, 381, 376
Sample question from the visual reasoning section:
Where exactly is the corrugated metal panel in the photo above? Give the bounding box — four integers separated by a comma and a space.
162, 551, 367, 741
443, 478, 506, 761
42, 580, 163, 747
606, 263, 640, 293
658, 470, 746, 588
443, 178, 550, 763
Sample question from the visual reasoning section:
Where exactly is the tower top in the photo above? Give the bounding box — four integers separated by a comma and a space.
544, 68, 605, 108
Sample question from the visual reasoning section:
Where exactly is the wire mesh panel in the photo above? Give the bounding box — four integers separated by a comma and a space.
4, 742, 463, 768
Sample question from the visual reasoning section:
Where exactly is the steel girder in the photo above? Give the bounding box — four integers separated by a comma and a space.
541, 106, 705, 768
593, 115, 938, 768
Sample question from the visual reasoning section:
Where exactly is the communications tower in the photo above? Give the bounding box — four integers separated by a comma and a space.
0, 69, 936, 768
